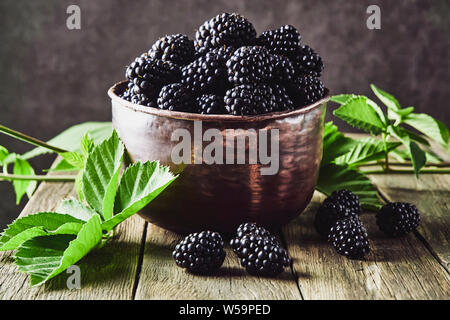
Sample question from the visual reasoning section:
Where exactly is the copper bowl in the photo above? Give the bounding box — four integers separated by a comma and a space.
108, 81, 329, 234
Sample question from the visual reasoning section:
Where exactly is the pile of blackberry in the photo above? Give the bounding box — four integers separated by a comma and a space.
315, 189, 421, 260
120, 13, 326, 115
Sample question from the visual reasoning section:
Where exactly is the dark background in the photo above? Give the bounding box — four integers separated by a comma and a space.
0, 0, 449, 228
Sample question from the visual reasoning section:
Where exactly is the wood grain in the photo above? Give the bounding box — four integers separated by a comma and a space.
134, 222, 302, 300
283, 192, 450, 300
0, 172, 145, 300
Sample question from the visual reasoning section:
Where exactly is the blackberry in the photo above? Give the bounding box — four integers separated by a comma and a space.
258, 25, 302, 57
207, 46, 237, 63
289, 75, 325, 107
231, 222, 280, 247
172, 230, 226, 274
270, 84, 294, 112
157, 83, 194, 112
181, 52, 228, 95
230, 234, 291, 277
314, 201, 356, 237
328, 217, 371, 260
196, 94, 227, 114
377, 202, 421, 237
126, 54, 180, 99
327, 189, 362, 216
291, 45, 324, 77
271, 54, 295, 84
149, 34, 195, 66
224, 84, 271, 115
195, 13, 256, 55
120, 85, 157, 108
226, 46, 273, 85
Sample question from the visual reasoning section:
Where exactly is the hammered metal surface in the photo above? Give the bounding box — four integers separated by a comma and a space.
109, 81, 328, 234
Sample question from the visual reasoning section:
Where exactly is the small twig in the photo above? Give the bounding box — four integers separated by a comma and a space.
361, 162, 450, 168
0, 124, 68, 154
0, 173, 76, 182
363, 169, 450, 175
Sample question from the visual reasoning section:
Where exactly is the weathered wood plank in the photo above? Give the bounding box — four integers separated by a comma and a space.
134, 222, 302, 300
370, 173, 450, 272
0, 174, 145, 300
282, 192, 450, 300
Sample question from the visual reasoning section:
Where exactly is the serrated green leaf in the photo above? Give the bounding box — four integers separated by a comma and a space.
333, 96, 386, 135
12, 158, 37, 205
15, 214, 102, 287
81, 133, 95, 157
22, 122, 113, 160
317, 164, 381, 210
82, 131, 124, 220
60, 152, 85, 170
330, 94, 357, 105
403, 113, 449, 149
45, 159, 79, 172
101, 161, 177, 231
56, 198, 97, 221
0, 212, 85, 251
0, 146, 8, 165
370, 84, 401, 111
321, 122, 358, 165
335, 138, 401, 166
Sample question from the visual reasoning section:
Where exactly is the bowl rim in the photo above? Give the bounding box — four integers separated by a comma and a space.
108, 80, 330, 123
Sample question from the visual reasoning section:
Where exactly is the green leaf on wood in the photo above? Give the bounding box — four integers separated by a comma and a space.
12, 158, 37, 204
56, 198, 97, 222
321, 122, 358, 165
335, 138, 401, 166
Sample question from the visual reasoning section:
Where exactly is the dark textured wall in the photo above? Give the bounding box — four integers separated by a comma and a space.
0, 0, 449, 227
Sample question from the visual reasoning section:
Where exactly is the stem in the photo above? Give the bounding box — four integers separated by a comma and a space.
382, 133, 389, 171
361, 162, 450, 168
0, 173, 76, 182
0, 124, 68, 154
363, 169, 450, 175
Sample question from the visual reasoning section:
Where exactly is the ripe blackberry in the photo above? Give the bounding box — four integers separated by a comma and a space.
149, 34, 195, 66
196, 94, 227, 114
181, 52, 228, 95
126, 54, 180, 99
270, 84, 294, 112
377, 202, 421, 237
195, 13, 256, 55
314, 201, 357, 237
172, 230, 226, 274
328, 217, 371, 260
258, 25, 302, 57
291, 45, 324, 77
157, 83, 194, 112
289, 75, 325, 107
271, 54, 295, 84
327, 189, 362, 216
120, 85, 157, 108
207, 46, 237, 63
231, 222, 280, 248
230, 234, 291, 277
226, 46, 273, 85
224, 84, 271, 115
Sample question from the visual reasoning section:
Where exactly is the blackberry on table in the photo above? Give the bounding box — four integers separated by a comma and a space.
377, 202, 421, 237
231, 222, 280, 247
288, 75, 325, 107
172, 230, 226, 274
196, 94, 227, 114
181, 51, 228, 95
291, 45, 324, 77
226, 46, 273, 85
157, 83, 194, 112
314, 201, 356, 237
230, 234, 291, 277
126, 54, 180, 99
149, 34, 195, 66
327, 189, 362, 216
258, 25, 302, 57
328, 217, 371, 260
224, 84, 271, 115
195, 13, 256, 55
271, 54, 295, 84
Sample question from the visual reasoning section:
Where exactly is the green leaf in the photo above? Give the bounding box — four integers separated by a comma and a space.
75, 170, 84, 201
45, 159, 79, 172
60, 152, 85, 170
102, 161, 177, 231
330, 94, 357, 105
12, 158, 37, 204
317, 164, 381, 210
82, 131, 124, 220
370, 84, 401, 111
81, 133, 95, 157
321, 122, 358, 165
425, 151, 442, 164
335, 138, 401, 166
14, 214, 102, 287
403, 113, 450, 149
0, 146, 8, 165
22, 122, 113, 160
56, 198, 97, 222
333, 96, 387, 135
403, 129, 430, 146
0, 212, 85, 251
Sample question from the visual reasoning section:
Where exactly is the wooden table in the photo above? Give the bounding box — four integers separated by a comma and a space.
0, 139, 449, 300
